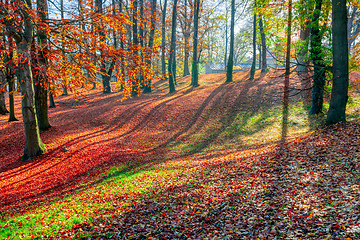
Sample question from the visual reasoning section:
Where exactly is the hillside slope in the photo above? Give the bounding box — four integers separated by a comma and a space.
0, 70, 359, 239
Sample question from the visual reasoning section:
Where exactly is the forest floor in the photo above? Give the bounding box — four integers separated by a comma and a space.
0, 69, 360, 239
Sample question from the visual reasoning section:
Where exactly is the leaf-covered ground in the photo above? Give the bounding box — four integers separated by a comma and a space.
0, 70, 359, 239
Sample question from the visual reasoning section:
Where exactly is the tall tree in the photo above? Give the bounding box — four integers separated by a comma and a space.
180, 0, 193, 77
259, 15, 267, 71
281, 0, 292, 145
249, 6, 256, 80
0, 68, 8, 115
0, 0, 45, 159
160, 0, 168, 79
296, 0, 310, 73
34, 0, 51, 130
326, 0, 348, 124
191, 0, 200, 87
96, 0, 112, 93
4, 36, 18, 121
225, 0, 235, 83
131, 0, 140, 96
60, 0, 68, 95
168, 0, 178, 93
143, 0, 157, 93
309, 0, 325, 115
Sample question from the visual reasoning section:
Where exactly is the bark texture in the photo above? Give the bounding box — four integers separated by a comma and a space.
226, 0, 235, 83
326, 0, 349, 124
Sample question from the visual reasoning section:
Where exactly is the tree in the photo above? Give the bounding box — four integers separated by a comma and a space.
249, 6, 256, 80
0, 0, 45, 159
60, 0, 68, 96
0, 68, 8, 115
225, 0, 235, 83
95, 0, 112, 93
179, 0, 193, 77
191, 0, 200, 87
258, 15, 267, 71
168, 0, 177, 93
326, 0, 349, 124
296, 0, 310, 73
281, 0, 292, 144
143, 0, 157, 93
3, 36, 18, 121
34, 0, 51, 130
160, 0, 168, 79
309, 0, 326, 115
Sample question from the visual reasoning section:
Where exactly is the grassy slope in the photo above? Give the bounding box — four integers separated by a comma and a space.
0, 69, 359, 239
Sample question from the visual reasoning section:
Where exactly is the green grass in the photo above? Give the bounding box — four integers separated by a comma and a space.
0, 165, 183, 239
2, 86, 360, 239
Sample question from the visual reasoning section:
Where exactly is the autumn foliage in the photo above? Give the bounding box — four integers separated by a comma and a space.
1, 70, 360, 238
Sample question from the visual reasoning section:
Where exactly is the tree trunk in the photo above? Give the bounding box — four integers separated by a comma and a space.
96, 0, 112, 93
183, 0, 191, 77
226, 0, 235, 83
16, 0, 45, 159
168, 0, 178, 93
49, 91, 55, 108
296, 0, 310, 73
60, 0, 68, 96
191, 0, 200, 87
0, 70, 8, 115
8, 75, 17, 121
326, 0, 349, 124
309, 0, 325, 115
249, 11, 256, 80
224, 7, 228, 69
131, 0, 139, 96
35, 0, 51, 131
281, 0, 292, 146
259, 15, 267, 71
143, 0, 156, 93
161, 0, 168, 79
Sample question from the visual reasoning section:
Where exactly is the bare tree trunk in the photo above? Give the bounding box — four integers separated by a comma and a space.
161, 0, 168, 79
296, 1, 311, 105
16, 0, 45, 159
60, 0, 68, 95
35, 0, 51, 130
0, 69, 8, 115
49, 91, 55, 108
226, 0, 235, 83
8, 75, 17, 121
95, 0, 112, 93
326, 0, 349, 124
182, 0, 191, 77
309, 0, 325, 115
259, 15, 267, 71
191, 0, 200, 86
131, 0, 139, 96
143, 0, 156, 93
281, 0, 292, 147
168, 0, 178, 93
249, 10, 256, 80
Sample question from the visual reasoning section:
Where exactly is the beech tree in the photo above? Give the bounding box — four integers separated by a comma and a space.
249, 7, 256, 80
34, 0, 51, 130
0, 68, 8, 115
160, 0, 168, 79
168, 0, 177, 93
143, 0, 157, 93
225, 0, 235, 83
0, 0, 45, 159
191, 0, 200, 87
309, 0, 326, 115
326, 0, 349, 124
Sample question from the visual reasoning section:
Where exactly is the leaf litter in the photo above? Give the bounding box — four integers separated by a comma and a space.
0, 70, 359, 239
